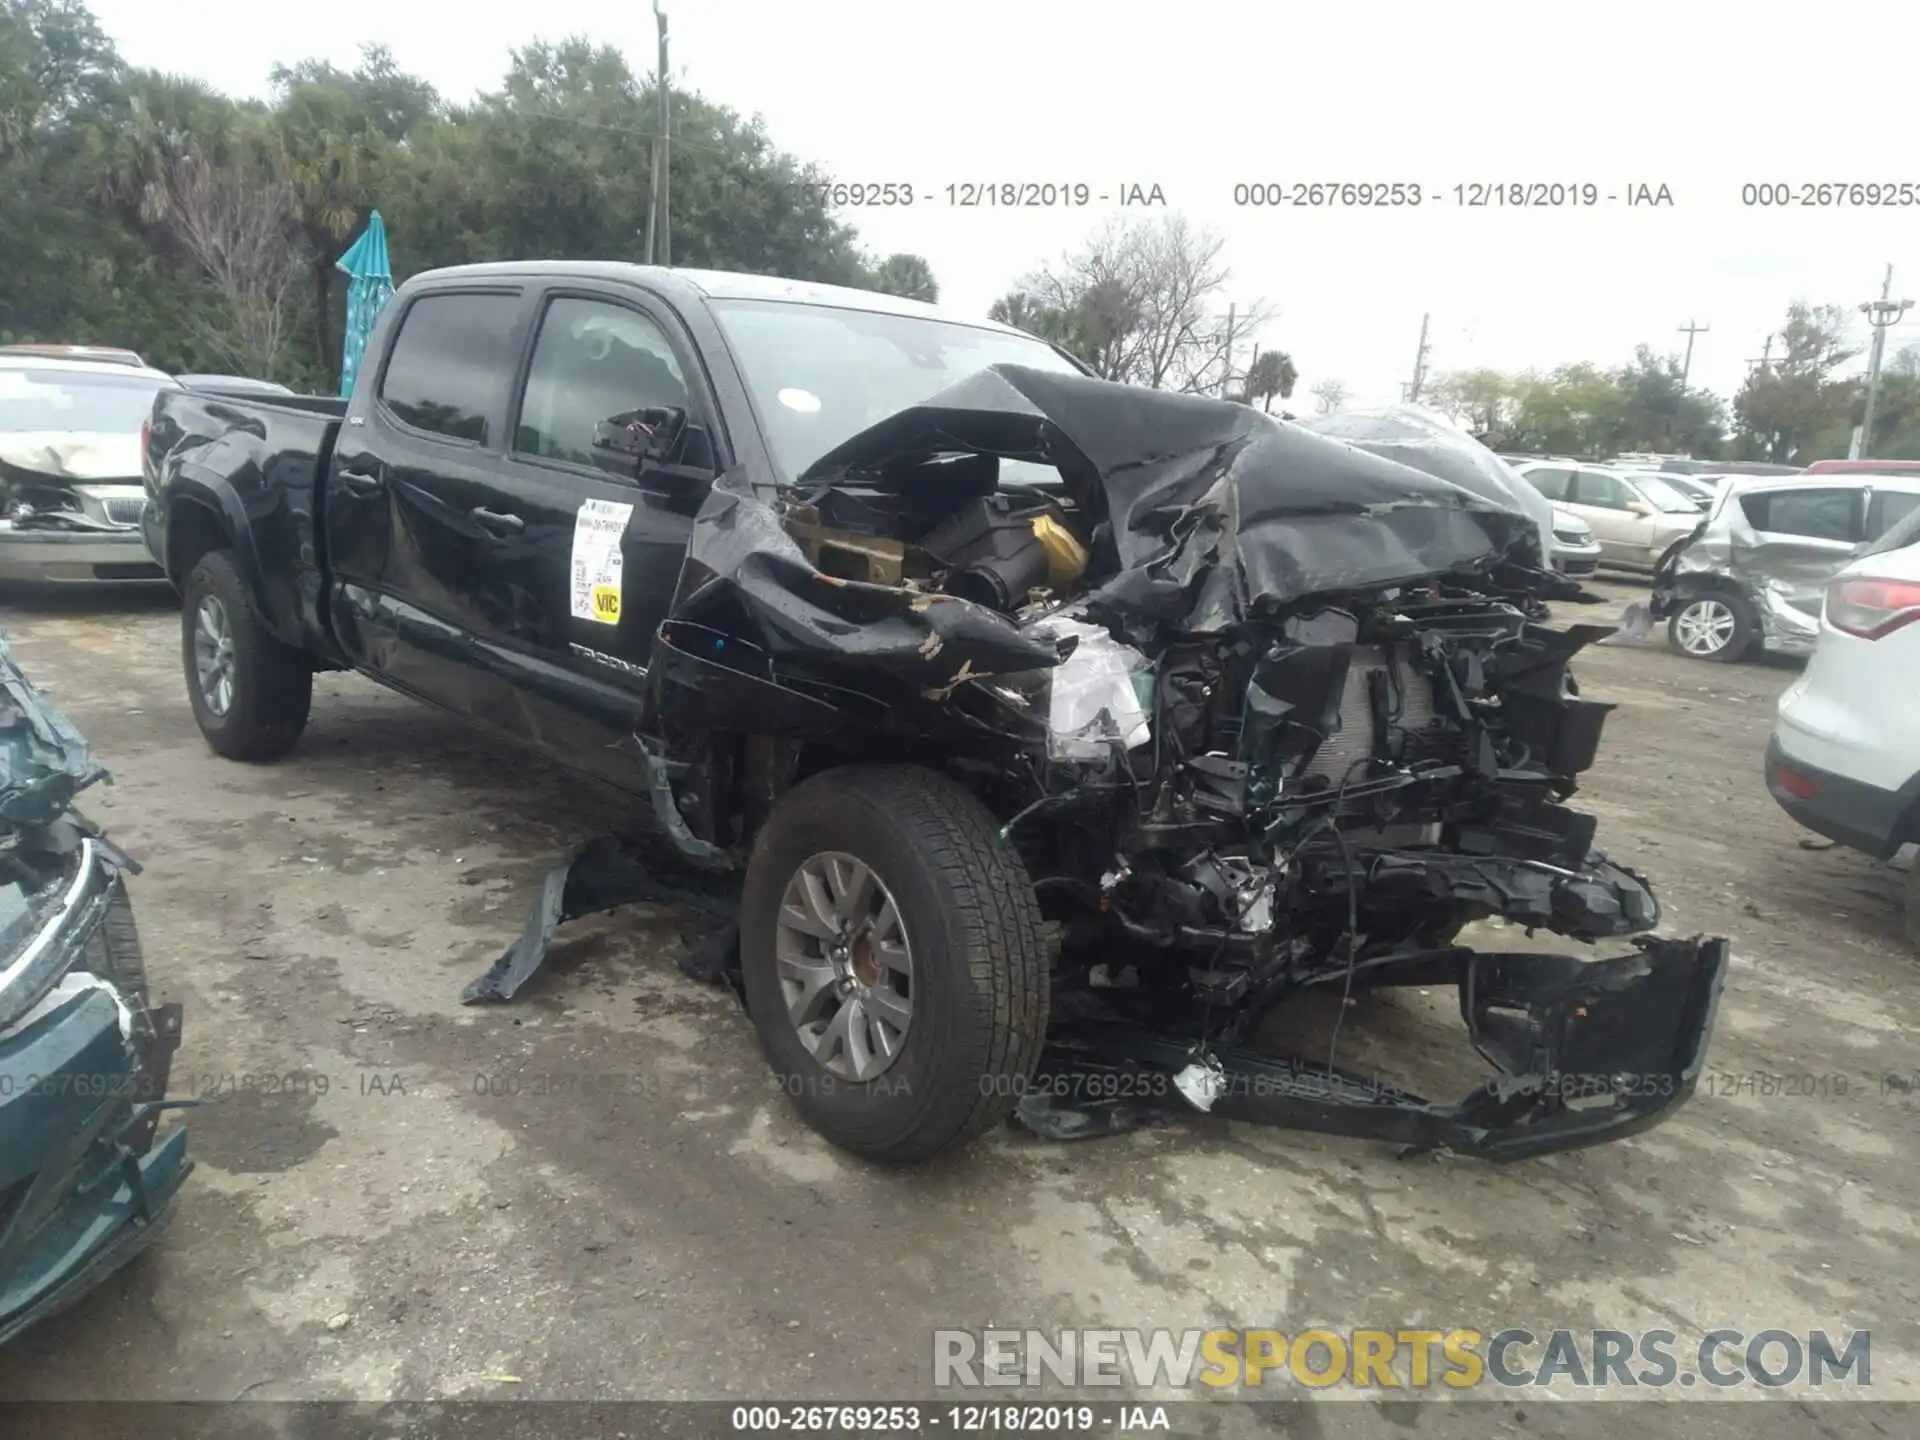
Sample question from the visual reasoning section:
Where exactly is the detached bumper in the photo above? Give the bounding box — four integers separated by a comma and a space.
0, 527, 167, 586
1020, 935, 1729, 1161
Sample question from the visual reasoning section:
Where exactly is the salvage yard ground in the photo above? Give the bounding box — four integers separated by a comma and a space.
0, 578, 1915, 1432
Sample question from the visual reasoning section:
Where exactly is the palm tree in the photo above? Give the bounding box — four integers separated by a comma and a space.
1242, 349, 1299, 411
870, 253, 939, 303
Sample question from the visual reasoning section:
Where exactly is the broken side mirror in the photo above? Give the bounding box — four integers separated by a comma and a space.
591, 406, 716, 495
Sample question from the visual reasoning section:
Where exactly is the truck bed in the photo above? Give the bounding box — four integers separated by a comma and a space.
143, 387, 349, 662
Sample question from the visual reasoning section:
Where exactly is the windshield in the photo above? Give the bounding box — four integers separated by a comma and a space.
1631, 474, 1705, 513
707, 298, 1086, 483
0, 368, 169, 434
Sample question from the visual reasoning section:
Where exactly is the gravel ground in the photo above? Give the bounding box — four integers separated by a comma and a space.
0, 576, 1914, 1436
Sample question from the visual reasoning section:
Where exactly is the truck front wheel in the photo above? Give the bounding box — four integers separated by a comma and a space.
181, 551, 313, 762
739, 764, 1050, 1163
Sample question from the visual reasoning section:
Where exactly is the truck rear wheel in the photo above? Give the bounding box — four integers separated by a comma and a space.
739, 764, 1050, 1163
181, 551, 312, 761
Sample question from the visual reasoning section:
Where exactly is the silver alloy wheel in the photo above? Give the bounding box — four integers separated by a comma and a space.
1674, 598, 1737, 656
773, 850, 914, 1081
193, 594, 236, 716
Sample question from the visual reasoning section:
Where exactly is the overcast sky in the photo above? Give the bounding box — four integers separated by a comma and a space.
88, 0, 1920, 409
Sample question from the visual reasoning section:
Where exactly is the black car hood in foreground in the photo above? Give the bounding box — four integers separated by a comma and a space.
670, 365, 1564, 694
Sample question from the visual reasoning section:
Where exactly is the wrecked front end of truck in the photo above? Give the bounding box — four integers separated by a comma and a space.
484, 365, 1727, 1161
0, 633, 187, 1346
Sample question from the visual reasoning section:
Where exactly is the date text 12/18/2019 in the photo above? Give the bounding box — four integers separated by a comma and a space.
1228, 182, 1675, 208
783, 181, 1167, 208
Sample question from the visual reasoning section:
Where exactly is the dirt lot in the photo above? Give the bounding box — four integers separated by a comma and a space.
0, 576, 1915, 1430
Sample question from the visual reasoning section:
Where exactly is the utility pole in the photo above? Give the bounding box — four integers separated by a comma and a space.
1859, 263, 1913, 457
1745, 334, 1775, 373
1676, 319, 1709, 386
644, 0, 671, 265
1218, 303, 1237, 399
1407, 313, 1431, 402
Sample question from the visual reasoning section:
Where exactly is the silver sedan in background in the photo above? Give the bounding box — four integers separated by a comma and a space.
0, 356, 176, 586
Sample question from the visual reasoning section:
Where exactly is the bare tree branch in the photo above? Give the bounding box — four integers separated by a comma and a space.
1005, 214, 1275, 393
163, 147, 306, 378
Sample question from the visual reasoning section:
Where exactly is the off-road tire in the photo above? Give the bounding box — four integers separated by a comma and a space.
182, 550, 312, 761
1667, 589, 1759, 664
739, 764, 1050, 1163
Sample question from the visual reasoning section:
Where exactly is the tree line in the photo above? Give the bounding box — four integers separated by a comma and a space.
1420, 304, 1920, 464
0, 0, 941, 389
4, 1, 1911, 463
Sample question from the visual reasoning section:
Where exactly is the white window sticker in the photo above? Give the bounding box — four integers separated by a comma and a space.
570, 498, 633, 625
776, 387, 822, 413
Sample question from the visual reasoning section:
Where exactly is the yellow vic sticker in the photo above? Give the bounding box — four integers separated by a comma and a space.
590, 584, 621, 623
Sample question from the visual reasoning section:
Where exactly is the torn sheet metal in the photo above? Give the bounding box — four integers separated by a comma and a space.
1655, 486, 1854, 656
461, 833, 740, 1004
0, 636, 189, 1348
0, 433, 142, 485
1016, 935, 1728, 1161
1299, 405, 1559, 569
0, 628, 109, 827
667, 366, 1546, 695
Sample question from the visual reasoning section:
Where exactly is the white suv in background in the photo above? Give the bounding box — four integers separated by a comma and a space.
1767, 505, 1920, 950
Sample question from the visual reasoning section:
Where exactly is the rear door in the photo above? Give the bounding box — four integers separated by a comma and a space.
1735, 484, 1867, 621
324, 285, 531, 713
1567, 469, 1647, 562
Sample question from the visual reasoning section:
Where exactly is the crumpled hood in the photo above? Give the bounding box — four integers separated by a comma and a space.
0, 431, 143, 485
668, 366, 1545, 695
1297, 405, 1557, 561
794, 365, 1539, 624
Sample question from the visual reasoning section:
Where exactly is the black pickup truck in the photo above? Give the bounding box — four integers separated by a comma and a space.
140, 261, 1725, 1165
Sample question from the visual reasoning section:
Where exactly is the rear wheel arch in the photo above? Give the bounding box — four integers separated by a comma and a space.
165, 494, 230, 587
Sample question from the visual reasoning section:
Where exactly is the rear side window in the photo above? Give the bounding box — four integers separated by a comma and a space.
1866, 487, 1920, 540
378, 293, 521, 444
1861, 501, 1920, 558
1738, 487, 1862, 542
1571, 470, 1630, 508
1520, 465, 1573, 501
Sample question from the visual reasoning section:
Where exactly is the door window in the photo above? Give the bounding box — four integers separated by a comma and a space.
1571, 471, 1631, 509
1738, 488, 1863, 543
377, 293, 521, 444
514, 297, 691, 468
1519, 465, 1574, 501
1866, 487, 1920, 540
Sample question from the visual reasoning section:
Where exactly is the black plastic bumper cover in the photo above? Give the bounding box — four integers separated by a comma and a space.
1017, 935, 1729, 1161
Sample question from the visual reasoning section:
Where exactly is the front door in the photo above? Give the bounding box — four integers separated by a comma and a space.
1567, 469, 1650, 564
461, 289, 717, 785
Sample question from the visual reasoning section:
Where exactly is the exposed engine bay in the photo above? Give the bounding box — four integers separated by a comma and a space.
470, 368, 1727, 1162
